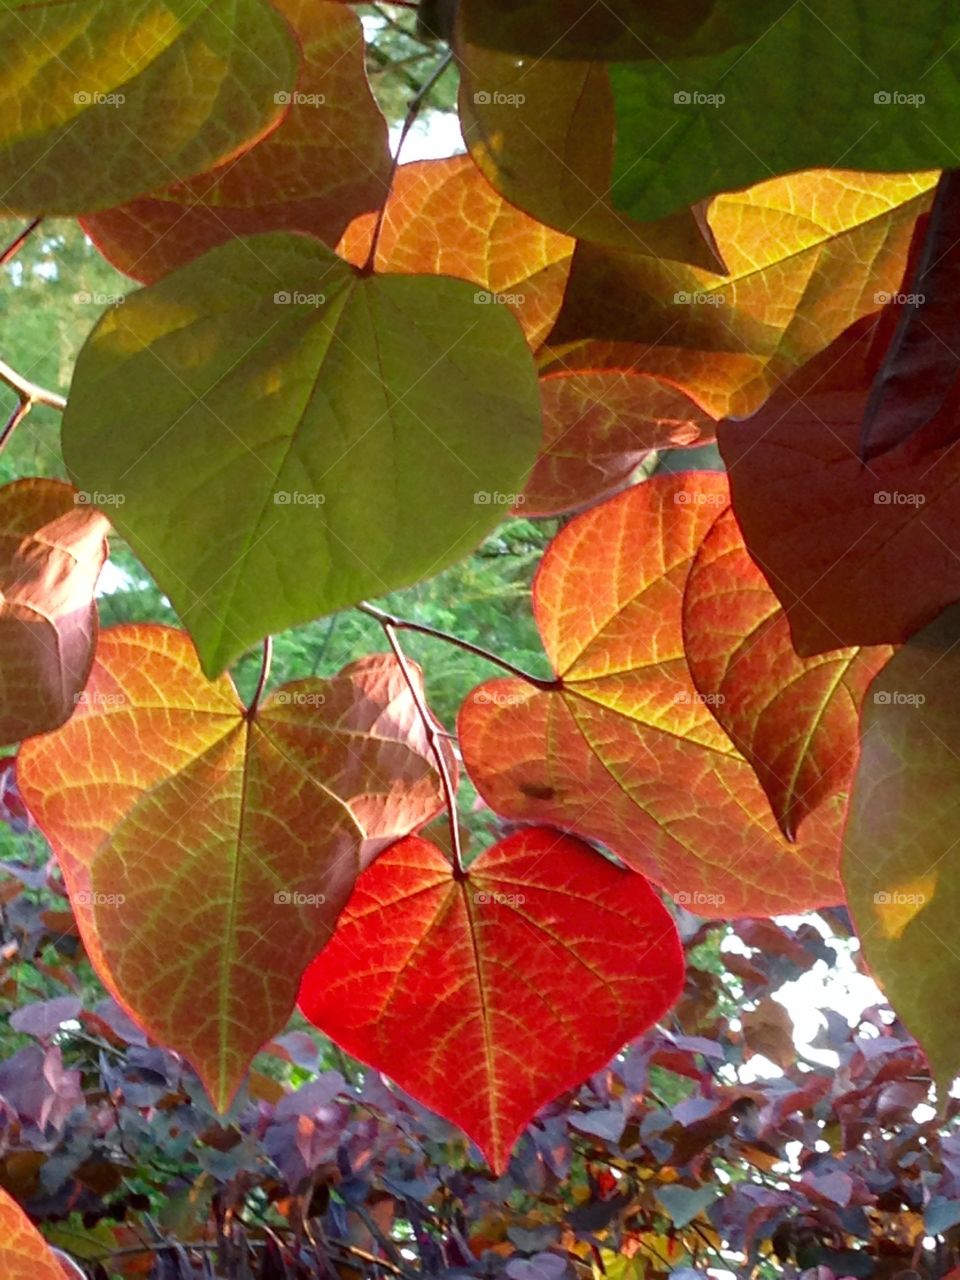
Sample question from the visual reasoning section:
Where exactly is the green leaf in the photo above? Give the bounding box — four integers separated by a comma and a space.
0, 0, 298, 215
609, 0, 960, 222
62, 233, 542, 676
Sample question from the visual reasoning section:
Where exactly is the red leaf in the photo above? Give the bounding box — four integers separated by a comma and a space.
299, 827, 683, 1174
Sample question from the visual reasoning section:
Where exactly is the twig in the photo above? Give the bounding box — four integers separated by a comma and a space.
0, 356, 66, 455
357, 601, 559, 691
0, 217, 41, 267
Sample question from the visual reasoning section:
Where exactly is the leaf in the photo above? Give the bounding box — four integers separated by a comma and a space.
337, 155, 573, 348
544, 170, 935, 419
524, 370, 714, 517
459, 473, 845, 916
62, 232, 542, 677
718, 315, 960, 656
682, 506, 891, 839
609, 0, 960, 223
842, 601, 960, 1095
0, 0, 297, 215
457, 43, 725, 268
860, 169, 960, 460
0, 1185, 71, 1280
0, 479, 108, 745
81, 0, 390, 283
16, 625, 448, 1109
298, 827, 684, 1174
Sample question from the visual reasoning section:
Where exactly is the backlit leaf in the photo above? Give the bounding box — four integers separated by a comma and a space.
609, 0, 960, 222
337, 155, 572, 348
62, 232, 542, 677
81, 0, 390, 283
16, 625, 448, 1109
0, 0, 297, 215
843, 602, 960, 1095
299, 827, 684, 1174
719, 316, 960, 656
0, 480, 108, 746
524, 371, 714, 516
457, 44, 725, 268
683, 506, 891, 838
0, 1185, 70, 1280
459, 474, 845, 915
544, 170, 934, 419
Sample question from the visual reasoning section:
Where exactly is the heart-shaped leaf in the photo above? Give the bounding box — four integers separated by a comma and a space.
0, 0, 297, 214
459, 474, 845, 915
62, 232, 542, 676
17, 625, 448, 1108
299, 827, 684, 1174
0, 479, 108, 745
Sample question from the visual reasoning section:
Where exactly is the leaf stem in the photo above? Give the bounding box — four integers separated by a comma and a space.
361, 49, 453, 274
378, 615, 467, 880
0, 216, 41, 267
245, 636, 273, 719
357, 601, 560, 691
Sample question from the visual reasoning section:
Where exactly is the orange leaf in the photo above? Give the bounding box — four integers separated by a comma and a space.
0, 1186, 72, 1280
338, 155, 573, 348
524, 369, 715, 516
299, 827, 683, 1174
460, 474, 844, 915
17, 625, 447, 1109
82, 0, 390, 283
682, 506, 891, 838
0, 479, 108, 744
719, 315, 960, 656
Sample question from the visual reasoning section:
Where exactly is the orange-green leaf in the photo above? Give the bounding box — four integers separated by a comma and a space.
544, 170, 935, 419
682, 506, 891, 839
0, 0, 297, 215
459, 474, 845, 915
17, 625, 447, 1109
524, 370, 715, 516
843, 602, 960, 1096
0, 479, 108, 745
0, 1186, 71, 1280
457, 45, 724, 269
337, 155, 573, 348
299, 827, 684, 1174
81, 0, 390, 283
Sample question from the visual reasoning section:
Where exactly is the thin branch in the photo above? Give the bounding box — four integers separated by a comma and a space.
357, 601, 560, 691
245, 636, 273, 719
375, 612, 466, 879
0, 357, 66, 412
0, 217, 41, 267
362, 50, 454, 273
